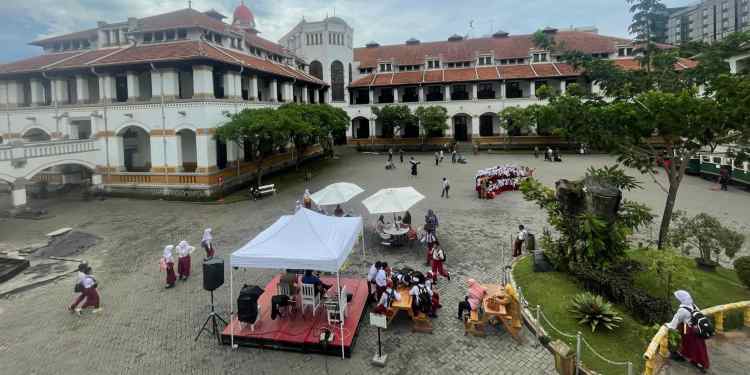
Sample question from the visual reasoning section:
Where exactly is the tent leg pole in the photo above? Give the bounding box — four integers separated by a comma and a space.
230, 265, 234, 349
362, 221, 366, 259
338, 270, 344, 359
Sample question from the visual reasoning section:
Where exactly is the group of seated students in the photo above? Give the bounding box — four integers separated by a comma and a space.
376, 211, 417, 242
279, 270, 332, 298
368, 261, 441, 319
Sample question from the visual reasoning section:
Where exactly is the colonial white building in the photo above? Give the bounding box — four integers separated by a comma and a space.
0, 3, 327, 207
0, 2, 697, 206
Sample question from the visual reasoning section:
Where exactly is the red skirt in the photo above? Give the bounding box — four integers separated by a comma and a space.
680, 324, 710, 369
81, 287, 100, 309
166, 262, 177, 284
178, 256, 191, 277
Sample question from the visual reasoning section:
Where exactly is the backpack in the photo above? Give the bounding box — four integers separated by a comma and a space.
682, 305, 714, 339
417, 286, 432, 314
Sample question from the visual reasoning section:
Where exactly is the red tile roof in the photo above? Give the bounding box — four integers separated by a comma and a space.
612, 57, 697, 71
423, 70, 443, 83
0, 52, 81, 74
392, 71, 422, 85
354, 31, 632, 68
476, 66, 500, 80
54, 48, 124, 69
532, 63, 559, 78
93, 41, 212, 66
497, 65, 536, 79
443, 68, 477, 82
244, 33, 288, 57
139, 8, 229, 34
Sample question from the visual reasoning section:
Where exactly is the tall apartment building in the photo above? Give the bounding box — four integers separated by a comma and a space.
667, 0, 750, 44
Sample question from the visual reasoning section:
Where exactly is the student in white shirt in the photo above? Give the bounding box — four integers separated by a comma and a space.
367, 261, 382, 302
374, 263, 388, 301
513, 225, 528, 257
665, 290, 709, 371
441, 177, 450, 199
409, 275, 436, 318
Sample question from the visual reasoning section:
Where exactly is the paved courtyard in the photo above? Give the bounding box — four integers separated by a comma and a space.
1, 148, 748, 375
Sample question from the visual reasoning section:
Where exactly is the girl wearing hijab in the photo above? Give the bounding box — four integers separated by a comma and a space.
162, 245, 177, 289
201, 228, 214, 259
666, 290, 710, 372
430, 241, 450, 283
68, 262, 90, 313
78, 268, 101, 314
176, 240, 194, 281
457, 279, 487, 320
409, 157, 420, 178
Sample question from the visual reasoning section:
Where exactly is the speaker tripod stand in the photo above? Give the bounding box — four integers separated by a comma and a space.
194, 290, 227, 344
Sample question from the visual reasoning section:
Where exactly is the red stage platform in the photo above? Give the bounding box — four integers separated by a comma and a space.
221, 275, 369, 357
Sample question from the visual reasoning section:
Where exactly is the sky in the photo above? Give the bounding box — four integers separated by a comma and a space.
0, 0, 691, 63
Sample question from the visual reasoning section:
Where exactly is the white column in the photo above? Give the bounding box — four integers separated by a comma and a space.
149, 132, 165, 172
472, 83, 478, 100
392, 87, 399, 103
269, 79, 278, 102
444, 85, 451, 102
60, 117, 72, 140
110, 135, 125, 171
151, 69, 179, 100
445, 117, 453, 136
222, 73, 233, 99
11, 185, 27, 207
197, 132, 217, 172
368, 88, 374, 104
5, 81, 22, 107
75, 75, 90, 104
301, 86, 309, 103
98, 75, 115, 103
29, 79, 45, 106
529, 80, 537, 98
500, 81, 506, 98
279, 82, 290, 102
126, 71, 141, 102
234, 73, 242, 100
193, 65, 214, 99
325, 89, 332, 103
68, 119, 79, 140
369, 117, 376, 138
419, 86, 425, 102
53, 79, 69, 104
313, 89, 319, 104
249, 75, 258, 101
471, 115, 480, 137
165, 134, 179, 170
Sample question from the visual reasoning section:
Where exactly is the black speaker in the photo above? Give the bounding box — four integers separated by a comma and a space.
202, 257, 224, 291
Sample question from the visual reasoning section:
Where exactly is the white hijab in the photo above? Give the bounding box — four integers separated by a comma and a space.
163, 245, 174, 262
176, 240, 193, 257
202, 228, 213, 244
304, 189, 311, 198
674, 290, 693, 306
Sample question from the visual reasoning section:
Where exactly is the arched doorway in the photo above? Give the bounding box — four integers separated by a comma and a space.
28, 163, 95, 197
22, 128, 51, 142
331, 60, 345, 102
352, 117, 369, 139
119, 126, 151, 172
310, 61, 323, 80
177, 129, 197, 172
479, 113, 498, 137
216, 139, 228, 170
403, 121, 419, 138
452, 114, 470, 142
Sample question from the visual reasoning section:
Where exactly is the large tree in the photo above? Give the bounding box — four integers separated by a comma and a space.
277, 103, 349, 165
627, 0, 669, 44
215, 108, 289, 187
414, 105, 449, 146
372, 105, 416, 139
498, 106, 531, 149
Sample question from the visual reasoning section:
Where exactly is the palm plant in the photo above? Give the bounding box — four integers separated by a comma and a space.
569, 292, 623, 332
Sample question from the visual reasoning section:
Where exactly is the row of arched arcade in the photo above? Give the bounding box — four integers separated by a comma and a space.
350, 112, 528, 141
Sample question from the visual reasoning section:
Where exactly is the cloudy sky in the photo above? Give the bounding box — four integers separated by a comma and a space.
0, 0, 689, 63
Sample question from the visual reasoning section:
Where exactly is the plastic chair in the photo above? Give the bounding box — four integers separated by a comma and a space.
325, 286, 348, 325
300, 283, 320, 317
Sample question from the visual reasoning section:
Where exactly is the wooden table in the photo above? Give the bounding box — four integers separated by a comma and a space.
481, 284, 522, 343
389, 287, 413, 318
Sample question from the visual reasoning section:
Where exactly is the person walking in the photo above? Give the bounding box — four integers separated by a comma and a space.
430, 241, 450, 283
68, 262, 90, 313
666, 290, 710, 373
451, 149, 457, 163
439, 149, 445, 164
399, 148, 404, 163
162, 245, 177, 289
441, 177, 450, 199
387, 148, 393, 163
78, 269, 101, 314
409, 156, 420, 178
534, 146, 539, 158
201, 228, 215, 259
513, 225, 528, 257
719, 166, 730, 191
434, 151, 440, 166
176, 240, 194, 281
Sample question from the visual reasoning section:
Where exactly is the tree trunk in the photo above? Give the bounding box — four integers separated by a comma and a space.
256, 157, 264, 187
657, 152, 688, 249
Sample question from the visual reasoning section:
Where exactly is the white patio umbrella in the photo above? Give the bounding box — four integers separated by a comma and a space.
361, 186, 425, 214
310, 182, 365, 206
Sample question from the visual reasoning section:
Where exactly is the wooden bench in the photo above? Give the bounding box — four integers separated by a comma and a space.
412, 313, 433, 333
464, 310, 485, 337
250, 184, 276, 200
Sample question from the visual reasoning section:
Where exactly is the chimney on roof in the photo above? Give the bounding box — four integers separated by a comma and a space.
406, 38, 420, 45
448, 34, 464, 42
492, 30, 509, 38
366, 41, 380, 48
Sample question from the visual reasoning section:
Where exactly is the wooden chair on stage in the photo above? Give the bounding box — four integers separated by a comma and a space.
301, 283, 320, 317
324, 286, 348, 325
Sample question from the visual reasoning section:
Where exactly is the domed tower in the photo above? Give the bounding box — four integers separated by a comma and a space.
232, 1, 258, 34
279, 15, 354, 104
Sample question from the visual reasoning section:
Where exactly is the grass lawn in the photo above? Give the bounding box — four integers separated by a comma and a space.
513, 252, 750, 374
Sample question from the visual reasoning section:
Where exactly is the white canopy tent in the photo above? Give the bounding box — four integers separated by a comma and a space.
229, 208, 364, 358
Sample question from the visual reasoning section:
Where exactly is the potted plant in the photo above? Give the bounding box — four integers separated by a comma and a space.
668, 211, 745, 270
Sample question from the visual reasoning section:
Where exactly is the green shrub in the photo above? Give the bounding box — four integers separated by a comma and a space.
734, 256, 750, 289
569, 292, 623, 332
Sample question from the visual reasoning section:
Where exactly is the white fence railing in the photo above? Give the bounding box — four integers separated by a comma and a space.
0, 139, 96, 161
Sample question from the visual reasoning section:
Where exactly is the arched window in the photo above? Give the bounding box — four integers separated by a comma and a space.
331, 60, 345, 102
309, 60, 323, 80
